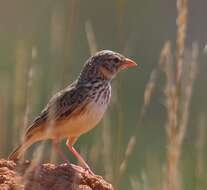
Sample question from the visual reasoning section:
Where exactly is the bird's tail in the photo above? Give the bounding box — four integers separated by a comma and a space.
8, 121, 45, 161
8, 144, 24, 161
8, 136, 35, 161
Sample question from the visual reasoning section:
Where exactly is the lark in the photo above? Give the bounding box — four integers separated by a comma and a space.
9, 50, 137, 174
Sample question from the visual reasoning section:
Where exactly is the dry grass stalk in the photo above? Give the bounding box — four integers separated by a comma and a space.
176, 0, 188, 94
159, 41, 176, 139
13, 41, 29, 147
62, 0, 79, 85
118, 136, 136, 183
163, 43, 199, 190
113, 86, 125, 190
14, 45, 38, 164
102, 116, 113, 181
195, 114, 206, 189
21, 47, 37, 142
85, 21, 98, 55
177, 43, 198, 144
139, 66, 160, 123
50, 5, 65, 53
159, 42, 179, 190
117, 0, 127, 49
143, 69, 158, 111
161, 48, 176, 190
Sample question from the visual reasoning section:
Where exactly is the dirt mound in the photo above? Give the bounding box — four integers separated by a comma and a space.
0, 159, 113, 190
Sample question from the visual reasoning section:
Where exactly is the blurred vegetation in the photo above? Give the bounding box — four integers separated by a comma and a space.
0, 0, 207, 190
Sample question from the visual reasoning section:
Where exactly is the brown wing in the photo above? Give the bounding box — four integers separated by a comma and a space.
25, 82, 90, 136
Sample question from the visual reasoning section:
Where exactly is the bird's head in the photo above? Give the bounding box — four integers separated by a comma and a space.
79, 50, 137, 82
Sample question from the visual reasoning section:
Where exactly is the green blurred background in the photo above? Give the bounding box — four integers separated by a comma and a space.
0, 0, 207, 189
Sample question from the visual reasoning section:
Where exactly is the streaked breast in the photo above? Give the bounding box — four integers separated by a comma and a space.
56, 83, 111, 137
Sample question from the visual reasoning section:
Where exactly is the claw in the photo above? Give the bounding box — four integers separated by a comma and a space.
84, 166, 95, 175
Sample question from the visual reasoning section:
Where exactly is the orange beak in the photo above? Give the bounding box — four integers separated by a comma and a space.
120, 58, 137, 69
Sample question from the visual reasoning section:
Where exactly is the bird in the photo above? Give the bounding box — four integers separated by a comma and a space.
8, 50, 137, 174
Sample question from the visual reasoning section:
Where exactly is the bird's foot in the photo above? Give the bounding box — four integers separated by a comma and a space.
69, 163, 85, 173
84, 166, 95, 175
69, 164, 94, 175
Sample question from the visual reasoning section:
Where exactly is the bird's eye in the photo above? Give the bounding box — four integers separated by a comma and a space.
113, 57, 119, 63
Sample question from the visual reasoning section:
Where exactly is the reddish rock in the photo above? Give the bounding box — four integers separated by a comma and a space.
0, 159, 113, 190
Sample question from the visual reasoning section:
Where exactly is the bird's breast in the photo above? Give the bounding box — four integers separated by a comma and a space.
61, 100, 108, 137
52, 83, 111, 138
83, 99, 108, 128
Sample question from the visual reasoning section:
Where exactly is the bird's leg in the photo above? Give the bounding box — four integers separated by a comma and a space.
53, 141, 84, 173
66, 138, 94, 175
53, 141, 70, 164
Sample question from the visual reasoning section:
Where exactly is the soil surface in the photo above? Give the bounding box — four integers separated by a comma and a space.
0, 159, 113, 190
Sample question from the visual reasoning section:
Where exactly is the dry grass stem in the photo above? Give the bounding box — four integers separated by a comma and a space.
62, 0, 79, 85
13, 41, 29, 147
176, 0, 188, 94
85, 21, 98, 55
177, 43, 199, 144
195, 114, 206, 188
102, 117, 113, 181
160, 1, 197, 190
160, 42, 177, 139
163, 43, 198, 190
143, 69, 158, 110
118, 136, 136, 182
21, 48, 37, 143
